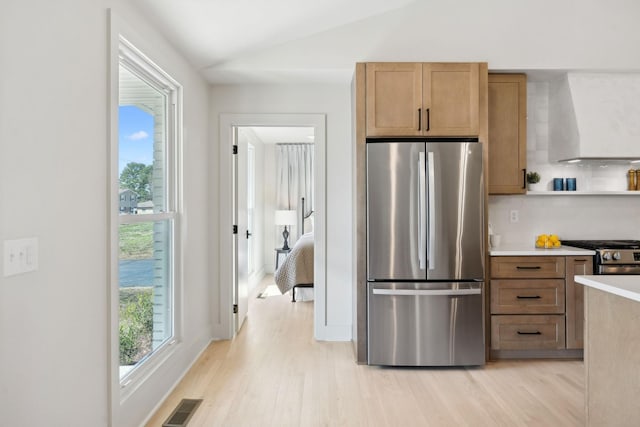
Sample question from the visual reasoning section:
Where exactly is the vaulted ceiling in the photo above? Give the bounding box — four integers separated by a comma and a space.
131, 0, 640, 85
131, 0, 415, 84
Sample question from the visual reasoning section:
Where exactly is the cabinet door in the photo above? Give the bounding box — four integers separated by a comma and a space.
488, 74, 527, 194
423, 63, 479, 136
365, 63, 422, 136
566, 256, 593, 349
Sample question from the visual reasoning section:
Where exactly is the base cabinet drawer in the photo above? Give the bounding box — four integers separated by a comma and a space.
491, 315, 565, 350
491, 279, 565, 314
491, 256, 565, 279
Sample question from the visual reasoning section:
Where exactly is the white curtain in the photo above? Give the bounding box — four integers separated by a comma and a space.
276, 143, 314, 242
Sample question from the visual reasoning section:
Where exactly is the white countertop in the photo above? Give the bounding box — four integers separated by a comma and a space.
575, 275, 640, 303
489, 244, 596, 256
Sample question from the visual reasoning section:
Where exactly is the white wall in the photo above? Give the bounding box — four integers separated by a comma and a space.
0, 1, 212, 426
490, 81, 640, 243
211, 85, 353, 339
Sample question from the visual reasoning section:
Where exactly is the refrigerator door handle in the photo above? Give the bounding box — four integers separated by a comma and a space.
372, 288, 481, 296
418, 152, 426, 270
426, 151, 435, 270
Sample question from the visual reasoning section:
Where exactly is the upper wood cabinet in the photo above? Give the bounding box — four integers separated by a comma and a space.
488, 74, 527, 194
424, 63, 479, 136
365, 63, 422, 136
366, 62, 481, 137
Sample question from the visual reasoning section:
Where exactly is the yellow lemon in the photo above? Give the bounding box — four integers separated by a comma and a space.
553, 241, 561, 248
550, 234, 559, 242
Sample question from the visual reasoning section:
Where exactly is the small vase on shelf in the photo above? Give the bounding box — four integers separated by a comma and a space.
526, 171, 542, 192
527, 183, 544, 192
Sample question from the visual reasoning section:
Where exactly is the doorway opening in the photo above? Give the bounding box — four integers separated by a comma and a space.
235, 127, 315, 330
219, 114, 326, 340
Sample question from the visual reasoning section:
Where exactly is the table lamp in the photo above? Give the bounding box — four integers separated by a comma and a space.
275, 210, 297, 250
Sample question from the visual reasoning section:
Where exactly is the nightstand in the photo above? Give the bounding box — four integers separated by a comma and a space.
275, 248, 291, 269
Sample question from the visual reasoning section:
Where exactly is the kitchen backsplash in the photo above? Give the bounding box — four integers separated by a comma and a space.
490, 194, 640, 243
526, 81, 632, 191
489, 81, 640, 244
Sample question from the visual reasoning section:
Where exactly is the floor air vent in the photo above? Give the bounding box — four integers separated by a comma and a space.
162, 398, 203, 427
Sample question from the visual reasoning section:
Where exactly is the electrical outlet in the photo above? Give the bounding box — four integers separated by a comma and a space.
3, 238, 38, 277
509, 210, 519, 223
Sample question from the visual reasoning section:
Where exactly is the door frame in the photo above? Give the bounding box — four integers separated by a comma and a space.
218, 114, 326, 340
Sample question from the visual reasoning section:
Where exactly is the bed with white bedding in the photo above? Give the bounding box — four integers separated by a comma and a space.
274, 232, 314, 302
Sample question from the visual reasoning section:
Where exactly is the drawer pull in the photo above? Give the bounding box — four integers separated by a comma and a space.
517, 331, 542, 335
516, 295, 541, 299
516, 266, 541, 270
574, 259, 587, 262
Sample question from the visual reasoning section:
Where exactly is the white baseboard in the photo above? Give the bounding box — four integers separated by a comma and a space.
315, 324, 352, 341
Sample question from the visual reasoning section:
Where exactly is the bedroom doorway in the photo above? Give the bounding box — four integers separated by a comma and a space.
234, 127, 315, 332
219, 114, 326, 340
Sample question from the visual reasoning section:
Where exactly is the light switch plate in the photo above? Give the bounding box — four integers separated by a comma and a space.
3, 238, 38, 277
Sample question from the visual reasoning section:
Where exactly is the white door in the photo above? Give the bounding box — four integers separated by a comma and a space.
234, 129, 249, 333
247, 143, 256, 277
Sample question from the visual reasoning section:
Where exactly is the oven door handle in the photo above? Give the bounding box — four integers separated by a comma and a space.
599, 265, 640, 274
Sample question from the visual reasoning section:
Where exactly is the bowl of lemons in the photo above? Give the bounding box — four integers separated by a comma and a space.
536, 234, 561, 248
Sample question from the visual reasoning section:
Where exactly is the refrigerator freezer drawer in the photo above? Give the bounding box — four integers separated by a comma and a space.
368, 282, 485, 366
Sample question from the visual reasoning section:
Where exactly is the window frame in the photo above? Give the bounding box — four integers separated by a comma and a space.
110, 35, 183, 401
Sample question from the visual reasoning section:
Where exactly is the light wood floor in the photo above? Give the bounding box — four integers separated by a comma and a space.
146, 277, 585, 426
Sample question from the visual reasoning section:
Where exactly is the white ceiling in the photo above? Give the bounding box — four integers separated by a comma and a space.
131, 0, 414, 84
130, 1, 640, 85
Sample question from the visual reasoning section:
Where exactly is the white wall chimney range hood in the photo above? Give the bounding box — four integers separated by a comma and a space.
549, 72, 640, 163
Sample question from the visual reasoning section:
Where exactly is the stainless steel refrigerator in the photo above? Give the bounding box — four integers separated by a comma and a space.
366, 138, 485, 366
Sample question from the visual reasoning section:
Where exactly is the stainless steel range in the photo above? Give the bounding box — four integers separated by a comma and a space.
562, 240, 640, 274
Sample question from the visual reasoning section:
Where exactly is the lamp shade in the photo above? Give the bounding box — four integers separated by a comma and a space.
274, 209, 297, 226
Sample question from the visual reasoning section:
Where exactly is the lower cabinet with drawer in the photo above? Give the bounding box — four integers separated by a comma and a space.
491, 315, 566, 350
490, 255, 588, 359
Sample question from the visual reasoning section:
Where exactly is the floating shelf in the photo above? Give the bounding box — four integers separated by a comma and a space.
526, 191, 640, 196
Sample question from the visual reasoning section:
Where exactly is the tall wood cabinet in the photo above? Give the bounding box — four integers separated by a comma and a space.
488, 74, 527, 194
366, 62, 480, 137
353, 62, 488, 364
